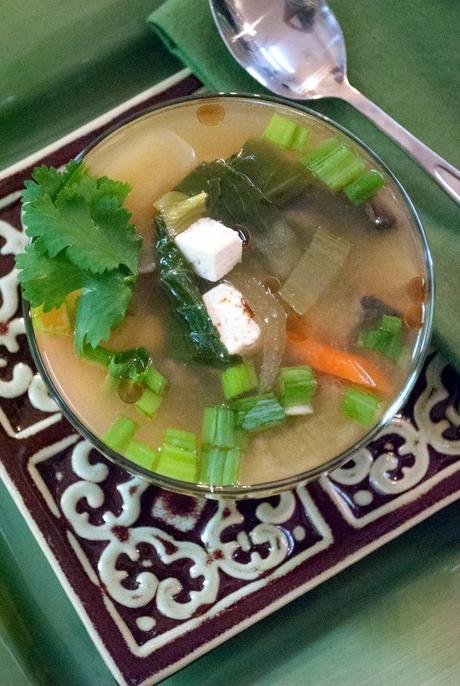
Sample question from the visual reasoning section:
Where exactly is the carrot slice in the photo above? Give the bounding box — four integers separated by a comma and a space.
31, 304, 70, 335
287, 333, 390, 394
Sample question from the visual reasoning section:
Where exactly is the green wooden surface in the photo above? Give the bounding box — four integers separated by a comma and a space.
0, 1, 459, 684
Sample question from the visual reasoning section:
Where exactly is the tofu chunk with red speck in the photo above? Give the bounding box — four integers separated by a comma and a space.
174, 218, 242, 282
203, 283, 261, 355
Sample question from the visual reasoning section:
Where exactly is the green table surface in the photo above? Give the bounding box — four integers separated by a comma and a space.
0, 1, 459, 684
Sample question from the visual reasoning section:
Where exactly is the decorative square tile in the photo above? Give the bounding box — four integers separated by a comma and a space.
1, 78, 459, 686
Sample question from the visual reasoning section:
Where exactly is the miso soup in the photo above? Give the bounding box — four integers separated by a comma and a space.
20, 96, 431, 493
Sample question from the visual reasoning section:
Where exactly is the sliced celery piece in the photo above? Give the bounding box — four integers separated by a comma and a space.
301, 138, 341, 168
279, 366, 317, 413
102, 416, 137, 452
125, 439, 158, 470
263, 113, 297, 148
81, 343, 113, 367
144, 366, 167, 395
202, 406, 236, 448
221, 447, 241, 485
156, 444, 198, 482
199, 445, 241, 486
135, 389, 163, 418
341, 387, 381, 426
262, 113, 311, 152
345, 169, 385, 204
232, 393, 285, 432
164, 428, 197, 453
310, 145, 366, 191
221, 361, 258, 400
290, 125, 311, 153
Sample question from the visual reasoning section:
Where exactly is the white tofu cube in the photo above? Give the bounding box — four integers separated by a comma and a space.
174, 217, 242, 282
203, 283, 261, 355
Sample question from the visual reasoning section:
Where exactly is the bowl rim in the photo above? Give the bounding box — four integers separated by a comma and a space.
22, 91, 435, 500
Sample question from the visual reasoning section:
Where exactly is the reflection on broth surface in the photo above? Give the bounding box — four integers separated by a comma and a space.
30, 97, 429, 490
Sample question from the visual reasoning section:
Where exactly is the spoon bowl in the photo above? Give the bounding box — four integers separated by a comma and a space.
210, 0, 460, 203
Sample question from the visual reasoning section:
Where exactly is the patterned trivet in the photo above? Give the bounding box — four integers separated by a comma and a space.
1, 73, 459, 686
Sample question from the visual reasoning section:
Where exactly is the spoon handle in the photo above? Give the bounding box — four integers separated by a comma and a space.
340, 83, 460, 204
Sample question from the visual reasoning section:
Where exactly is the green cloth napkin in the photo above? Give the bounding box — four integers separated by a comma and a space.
148, 0, 460, 369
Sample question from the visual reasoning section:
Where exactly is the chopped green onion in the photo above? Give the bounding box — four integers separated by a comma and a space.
360, 314, 404, 361
81, 343, 113, 367
220, 361, 258, 399
279, 228, 350, 315
232, 393, 285, 432
262, 113, 311, 152
144, 366, 167, 395
156, 444, 198, 482
124, 439, 158, 470
202, 406, 236, 448
135, 389, 163, 418
341, 387, 381, 426
279, 366, 317, 414
304, 142, 366, 191
345, 169, 385, 204
102, 416, 137, 452
163, 428, 197, 453
199, 445, 241, 486
154, 190, 207, 235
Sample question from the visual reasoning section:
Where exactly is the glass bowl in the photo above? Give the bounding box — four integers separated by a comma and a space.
22, 93, 434, 500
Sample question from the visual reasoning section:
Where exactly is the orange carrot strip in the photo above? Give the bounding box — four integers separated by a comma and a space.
287, 334, 390, 394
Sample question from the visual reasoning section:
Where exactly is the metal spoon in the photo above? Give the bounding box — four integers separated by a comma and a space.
209, 0, 460, 204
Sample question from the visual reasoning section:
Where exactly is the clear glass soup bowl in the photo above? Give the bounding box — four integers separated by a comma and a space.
23, 94, 434, 500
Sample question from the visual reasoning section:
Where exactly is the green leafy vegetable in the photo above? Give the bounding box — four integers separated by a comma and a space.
108, 347, 152, 384
176, 156, 302, 279
155, 215, 232, 364
18, 161, 142, 353
229, 139, 310, 205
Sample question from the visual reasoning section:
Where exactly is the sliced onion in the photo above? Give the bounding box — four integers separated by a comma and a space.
231, 271, 286, 392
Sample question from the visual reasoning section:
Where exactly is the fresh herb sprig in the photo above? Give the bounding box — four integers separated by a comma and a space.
17, 161, 142, 353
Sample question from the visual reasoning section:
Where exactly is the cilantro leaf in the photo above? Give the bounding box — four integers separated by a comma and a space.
18, 161, 142, 353
22, 161, 86, 205
17, 248, 86, 310
74, 271, 133, 353
17, 248, 133, 351
22, 163, 141, 275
